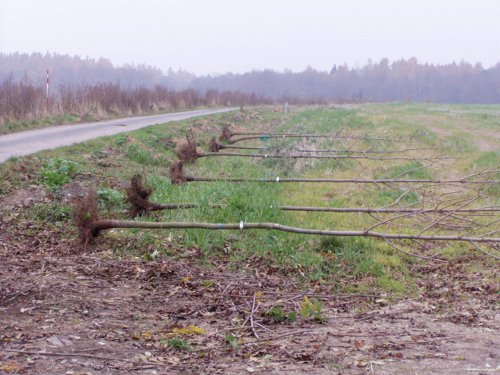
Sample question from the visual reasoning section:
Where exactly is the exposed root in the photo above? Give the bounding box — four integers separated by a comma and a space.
176, 131, 201, 163
176, 143, 199, 163
126, 174, 154, 217
219, 125, 233, 142
208, 137, 222, 152
170, 160, 187, 185
73, 188, 99, 244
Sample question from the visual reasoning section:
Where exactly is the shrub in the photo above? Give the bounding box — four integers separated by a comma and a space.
40, 157, 81, 188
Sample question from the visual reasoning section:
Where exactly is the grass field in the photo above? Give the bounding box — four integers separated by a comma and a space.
1, 104, 498, 373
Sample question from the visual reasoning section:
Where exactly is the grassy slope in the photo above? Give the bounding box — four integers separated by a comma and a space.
1, 104, 498, 296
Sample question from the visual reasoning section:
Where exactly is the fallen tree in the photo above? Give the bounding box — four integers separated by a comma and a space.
209, 137, 432, 154
169, 160, 499, 186
218, 125, 393, 144
178, 133, 450, 163
75, 189, 500, 249
127, 174, 500, 217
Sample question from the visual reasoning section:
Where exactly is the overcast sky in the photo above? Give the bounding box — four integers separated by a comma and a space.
1, 0, 499, 75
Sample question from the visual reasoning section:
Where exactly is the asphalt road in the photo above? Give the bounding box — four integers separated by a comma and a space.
0, 108, 237, 163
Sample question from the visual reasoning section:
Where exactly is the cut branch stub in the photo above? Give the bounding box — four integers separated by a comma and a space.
170, 160, 187, 185
126, 174, 154, 217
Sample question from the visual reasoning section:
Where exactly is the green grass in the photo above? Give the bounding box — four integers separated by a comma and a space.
376, 189, 420, 206
375, 161, 433, 180
442, 134, 477, 153
472, 151, 500, 170
127, 143, 168, 166
30, 202, 73, 223
166, 337, 191, 351
318, 237, 384, 278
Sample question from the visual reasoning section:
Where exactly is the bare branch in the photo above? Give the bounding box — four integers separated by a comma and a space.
198, 151, 451, 162
227, 134, 395, 144
469, 242, 500, 260
78, 218, 500, 244
383, 239, 448, 263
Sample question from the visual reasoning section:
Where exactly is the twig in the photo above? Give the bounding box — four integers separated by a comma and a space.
379, 189, 412, 209
417, 186, 486, 235
129, 365, 159, 371
243, 329, 316, 344
250, 292, 260, 339
4, 349, 134, 363
220, 282, 233, 296
254, 321, 274, 334
364, 212, 417, 233
383, 238, 448, 263
459, 219, 500, 238
459, 168, 500, 181
469, 242, 500, 260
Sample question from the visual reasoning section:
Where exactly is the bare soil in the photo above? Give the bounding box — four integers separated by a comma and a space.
1, 199, 498, 375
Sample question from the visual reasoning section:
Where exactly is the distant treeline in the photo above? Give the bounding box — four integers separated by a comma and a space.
1, 53, 500, 107
192, 59, 500, 104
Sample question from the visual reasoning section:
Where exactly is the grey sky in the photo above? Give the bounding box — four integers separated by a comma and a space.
1, 0, 499, 75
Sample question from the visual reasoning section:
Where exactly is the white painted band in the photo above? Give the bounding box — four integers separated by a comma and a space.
239, 221, 244, 229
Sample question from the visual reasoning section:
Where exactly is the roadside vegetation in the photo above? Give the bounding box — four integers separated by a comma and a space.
0, 78, 271, 134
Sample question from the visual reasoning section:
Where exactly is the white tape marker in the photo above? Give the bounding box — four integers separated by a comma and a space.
239, 221, 244, 229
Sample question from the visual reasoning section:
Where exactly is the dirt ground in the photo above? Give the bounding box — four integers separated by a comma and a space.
1, 199, 498, 375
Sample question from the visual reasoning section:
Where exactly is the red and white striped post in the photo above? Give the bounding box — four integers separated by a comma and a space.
46, 69, 50, 109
